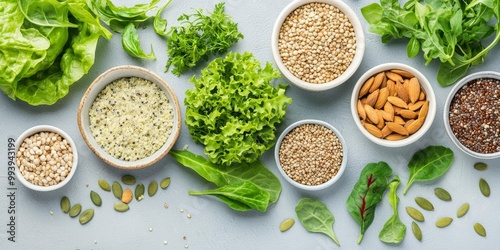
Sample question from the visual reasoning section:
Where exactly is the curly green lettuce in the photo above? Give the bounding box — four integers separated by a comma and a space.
185, 52, 292, 166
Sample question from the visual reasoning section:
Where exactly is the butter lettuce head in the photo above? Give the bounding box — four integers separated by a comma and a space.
185, 52, 292, 166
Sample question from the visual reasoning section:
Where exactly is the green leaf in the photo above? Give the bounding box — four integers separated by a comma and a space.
379, 176, 406, 244
406, 37, 420, 58
18, 0, 78, 28
153, 0, 172, 36
361, 3, 383, 24
121, 23, 156, 60
403, 146, 454, 194
295, 198, 340, 246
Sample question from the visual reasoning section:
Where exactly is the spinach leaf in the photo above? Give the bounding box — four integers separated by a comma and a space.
122, 23, 156, 60
346, 161, 393, 244
403, 146, 454, 195
295, 198, 340, 246
379, 176, 406, 244
189, 181, 271, 212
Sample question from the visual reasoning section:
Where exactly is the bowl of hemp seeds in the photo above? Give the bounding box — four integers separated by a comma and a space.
77, 65, 182, 169
274, 119, 347, 191
15, 125, 78, 191
444, 71, 500, 159
271, 0, 365, 91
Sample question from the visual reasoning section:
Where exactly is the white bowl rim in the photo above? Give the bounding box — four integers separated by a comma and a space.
77, 65, 182, 169
350, 63, 437, 147
271, 0, 365, 91
15, 125, 78, 191
274, 119, 347, 191
443, 71, 500, 159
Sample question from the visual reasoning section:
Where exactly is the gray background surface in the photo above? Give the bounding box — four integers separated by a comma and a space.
1, 0, 499, 249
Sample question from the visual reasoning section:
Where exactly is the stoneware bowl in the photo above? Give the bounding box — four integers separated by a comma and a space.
443, 71, 500, 159
77, 65, 182, 169
274, 119, 347, 191
15, 125, 78, 191
271, 0, 365, 91
351, 63, 436, 147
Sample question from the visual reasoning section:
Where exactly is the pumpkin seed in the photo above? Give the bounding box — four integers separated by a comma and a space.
436, 217, 453, 228
279, 218, 295, 232
411, 221, 422, 241
415, 197, 434, 211
473, 223, 486, 237
60, 196, 70, 214
160, 177, 171, 189
112, 181, 123, 199
434, 188, 452, 201
406, 206, 425, 222
90, 191, 102, 206
114, 201, 130, 212
148, 180, 158, 197
98, 179, 111, 191
456, 203, 469, 218
69, 204, 82, 218
479, 178, 490, 197
79, 209, 94, 225
135, 183, 145, 201
474, 162, 488, 171
121, 174, 136, 185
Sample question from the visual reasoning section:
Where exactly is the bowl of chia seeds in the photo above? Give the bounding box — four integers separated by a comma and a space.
78, 65, 182, 169
444, 71, 500, 159
271, 0, 365, 91
274, 119, 347, 191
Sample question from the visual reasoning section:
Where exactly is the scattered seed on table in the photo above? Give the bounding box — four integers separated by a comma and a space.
474, 162, 488, 171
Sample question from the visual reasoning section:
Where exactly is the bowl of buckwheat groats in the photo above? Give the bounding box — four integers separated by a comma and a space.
15, 125, 78, 191
274, 119, 347, 190
444, 71, 500, 159
77, 65, 182, 169
271, 0, 365, 91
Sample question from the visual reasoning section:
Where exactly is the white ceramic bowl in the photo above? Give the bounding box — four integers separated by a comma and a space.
77, 65, 181, 169
271, 0, 365, 91
15, 125, 78, 191
444, 71, 500, 159
351, 63, 436, 147
274, 119, 347, 191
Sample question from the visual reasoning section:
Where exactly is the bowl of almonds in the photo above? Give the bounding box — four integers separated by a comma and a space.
351, 63, 436, 147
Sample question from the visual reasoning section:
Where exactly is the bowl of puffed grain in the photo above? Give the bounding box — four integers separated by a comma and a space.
271, 0, 365, 91
77, 65, 182, 169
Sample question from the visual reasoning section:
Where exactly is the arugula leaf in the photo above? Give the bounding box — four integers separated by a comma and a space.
122, 23, 156, 60
295, 198, 340, 246
378, 176, 406, 244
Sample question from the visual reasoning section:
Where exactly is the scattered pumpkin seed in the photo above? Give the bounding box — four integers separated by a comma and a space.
114, 201, 130, 212
122, 188, 133, 204
415, 197, 434, 211
98, 179, 111, 191
112, 181, 123, 199
406, 206, 425, 222
479, 178, 490, 197
411, 221, 422, 241
135, 183, 145, 201
69, 204, 82, 218
474, 162, 488, 171
148, 180, 158, 197
160, 177, 171, 189
60, 196, 70, 214
279, 218, 295, 232
456, 203, 470, 218
79, 209, 94, 225
473, 222, 486, 237
434, 188, 452, 201
121, 174, 136, 185
435, 217, 453, 228
90, 191, 102, 207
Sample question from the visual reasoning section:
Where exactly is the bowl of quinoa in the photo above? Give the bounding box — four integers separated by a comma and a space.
271, 0, 365, 91
274, 119, 347, 190
15, 125, 78, 191
78, 65, 182, 169
444, 71, 500, 159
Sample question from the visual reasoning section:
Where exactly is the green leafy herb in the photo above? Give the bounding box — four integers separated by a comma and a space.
165, 2, 243, 75
169, 149, 282, 212
122, 23, 156, 59
379, 176, 406, 244
18, 0, 78, 28
185, 52, 291, 166
346, 162, 393, 244
361, 0, 500, 86
295, 198, 340, 246
403, 146, 454, 195
153, 0, 172, 36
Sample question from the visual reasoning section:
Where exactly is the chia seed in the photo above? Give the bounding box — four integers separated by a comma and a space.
449, 77, 500, 154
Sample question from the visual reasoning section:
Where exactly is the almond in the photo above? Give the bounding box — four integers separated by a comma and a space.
400, 109, 418, 119
357, 100, 366, 120
385, 133, 407, 141
359, 76, 374, 98
387, 96, 408, 109
366, 89, 379, 107
386, 71, 404, 83
364, 104, 379, 124
409, 77, 421, 103
360, 97, 367, 105
369, 72, 385, 93
419, 90, 426, 101
387, 79, 397, 96
419, 100, 429, 119
376, 110, 385, 129
397, 82, 409, 103
387, 122, 409, 136
364, 123, 383, 138
404, 119, 415, 129
408, 100, 425, 111
374, 87, 389, 109
407, 118, 424, 134
381, 110, 394, 122
384, 102, 394, 118
394, 115, 405, 125
381, 125, 392, 138
390, 69, 414, 78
